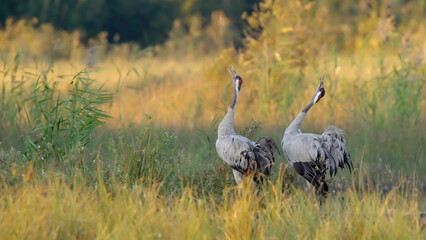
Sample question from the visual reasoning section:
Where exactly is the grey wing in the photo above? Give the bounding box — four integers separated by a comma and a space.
283, 134, 324, 165
321, 126, 353, 176
282, 134, 323, 186
216, 135, 255, 174
292, 161, 321, 187
284, 132, 334, 184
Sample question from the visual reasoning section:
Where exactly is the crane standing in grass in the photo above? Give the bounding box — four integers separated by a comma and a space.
216, 66, 278, 185
281, 76, 353, 202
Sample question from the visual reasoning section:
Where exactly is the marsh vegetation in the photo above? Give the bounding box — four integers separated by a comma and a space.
0, 0, 425, 239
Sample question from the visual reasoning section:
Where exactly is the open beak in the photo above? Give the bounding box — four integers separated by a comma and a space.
228, 65, 239, 77
227, 68, 235, 78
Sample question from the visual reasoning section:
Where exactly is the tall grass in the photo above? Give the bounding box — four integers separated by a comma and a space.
24, 69, 113, 160
0, 0, 425, 238
0, 174, 423, 239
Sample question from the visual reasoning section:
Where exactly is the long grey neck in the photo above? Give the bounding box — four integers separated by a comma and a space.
218, 87, 238, 136
230, 87, 238, 109
286, 100, 314, 134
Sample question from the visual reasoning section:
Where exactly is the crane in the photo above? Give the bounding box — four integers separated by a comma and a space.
281, 76, 353, 201
216, 66, 278, 185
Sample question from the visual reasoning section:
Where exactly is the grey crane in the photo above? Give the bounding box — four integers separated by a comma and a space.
216, 66, 278, 185
281, 76, 353, 200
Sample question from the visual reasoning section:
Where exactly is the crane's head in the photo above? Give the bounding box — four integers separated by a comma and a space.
227, 65, 243, 92
313, 75, 326, 104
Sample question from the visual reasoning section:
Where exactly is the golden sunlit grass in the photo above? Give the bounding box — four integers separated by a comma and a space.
0, 0, 425, 239
0, 174, 423, 239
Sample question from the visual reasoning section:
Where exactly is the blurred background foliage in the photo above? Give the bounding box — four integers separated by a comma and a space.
0, 0, 260, 47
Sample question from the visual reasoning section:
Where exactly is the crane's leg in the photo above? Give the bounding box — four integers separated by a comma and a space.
319, 182, 328, 201
317, 165, 329, 205
232, 169, 244, 185
316, 186, 326, 205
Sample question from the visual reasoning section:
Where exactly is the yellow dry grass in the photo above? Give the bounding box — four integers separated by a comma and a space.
0, 174, 423, 239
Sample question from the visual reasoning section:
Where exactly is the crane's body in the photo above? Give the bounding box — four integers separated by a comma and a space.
216, 66, 277, 185
281, 76, 352, 201
216, 134, 255, 184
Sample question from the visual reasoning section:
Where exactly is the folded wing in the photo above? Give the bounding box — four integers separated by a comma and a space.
216, 136, 278, 182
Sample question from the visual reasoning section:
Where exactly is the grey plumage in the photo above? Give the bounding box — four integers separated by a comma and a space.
216, 66, 278, 185
281, 76, 353, 199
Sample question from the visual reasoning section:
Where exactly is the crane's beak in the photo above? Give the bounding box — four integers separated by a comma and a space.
228, 65, 239, 76
319, 75, 324, 88
228, 65, 243, 91
227, 68, 234, 78
231, 65, 238, 75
